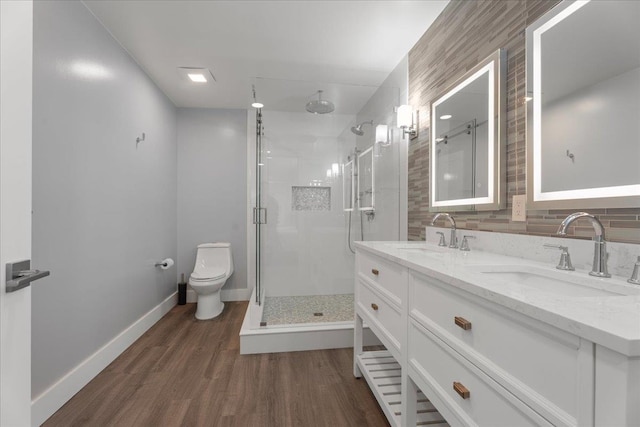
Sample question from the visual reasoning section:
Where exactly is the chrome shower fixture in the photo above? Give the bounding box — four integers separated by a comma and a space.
350, 120, 373, 136
306, 90, 335, 114
251, 84, 263, 109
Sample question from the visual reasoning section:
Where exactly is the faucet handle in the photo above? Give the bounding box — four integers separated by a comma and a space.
628, 256, 640, 285
459, 235, 476, 251
435, 231, 447, 247
544, 244, 575, 271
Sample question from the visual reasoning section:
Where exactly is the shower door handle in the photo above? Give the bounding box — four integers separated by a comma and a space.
253, 208, 268, 224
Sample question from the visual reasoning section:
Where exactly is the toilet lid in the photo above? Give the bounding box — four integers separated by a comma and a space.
191, 267, 226, 281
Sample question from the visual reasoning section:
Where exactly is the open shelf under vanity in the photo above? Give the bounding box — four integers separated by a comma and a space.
356, 350, 449, 427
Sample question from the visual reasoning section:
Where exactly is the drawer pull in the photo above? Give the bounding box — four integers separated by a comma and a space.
371, 303, 379, 311
453, 382, 470, 399
371, 268, 379, 276
454, 316, 472, 330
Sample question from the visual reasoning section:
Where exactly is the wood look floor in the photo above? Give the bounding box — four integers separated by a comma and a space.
44, 302, 389, 427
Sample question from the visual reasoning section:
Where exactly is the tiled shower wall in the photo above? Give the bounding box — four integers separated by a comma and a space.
408, 0, 640, 244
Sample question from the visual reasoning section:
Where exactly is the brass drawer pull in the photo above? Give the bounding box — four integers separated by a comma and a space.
454, 316, 472, 330
453, 382, 470, 399
371, 268, 379, 276
371, 303, 379, 311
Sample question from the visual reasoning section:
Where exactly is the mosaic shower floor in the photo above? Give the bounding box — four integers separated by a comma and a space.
262, 294, 354, 326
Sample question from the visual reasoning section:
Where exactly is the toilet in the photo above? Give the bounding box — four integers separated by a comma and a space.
189, 243, 234, 320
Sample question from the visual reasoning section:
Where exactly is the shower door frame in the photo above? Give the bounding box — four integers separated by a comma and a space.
253, 108, 266, 305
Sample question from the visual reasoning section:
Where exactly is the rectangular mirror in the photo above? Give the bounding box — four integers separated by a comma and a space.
527, 0, 640, 209
430, 49, 506, 211
358, 146, 374, 211
343, 160, 354, 211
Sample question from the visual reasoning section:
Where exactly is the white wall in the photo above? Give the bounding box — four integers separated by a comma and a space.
355, 56, 409, 242
177, 109, 248, 295
32, 0, 177, 400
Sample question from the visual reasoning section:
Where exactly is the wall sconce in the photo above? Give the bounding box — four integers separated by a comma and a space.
375, 124, 389, 146
396, 105, 418, 139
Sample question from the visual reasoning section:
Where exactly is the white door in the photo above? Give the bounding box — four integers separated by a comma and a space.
1, 1, 34, 426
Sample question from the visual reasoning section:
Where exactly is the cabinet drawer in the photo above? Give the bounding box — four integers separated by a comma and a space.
409, 321, 551, 427
356, 279, 401, 353
357, 251, 405, 305
410, 272, 584, 423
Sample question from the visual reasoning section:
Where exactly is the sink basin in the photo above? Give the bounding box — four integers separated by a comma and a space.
470, 265, 640, 297
393, 245, 452, 259
393, 244, 449, 253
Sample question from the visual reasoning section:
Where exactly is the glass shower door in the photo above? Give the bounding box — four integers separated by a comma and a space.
253, 108, 266, 305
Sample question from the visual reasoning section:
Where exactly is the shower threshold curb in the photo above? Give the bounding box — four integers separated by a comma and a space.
239, 312, 381, 354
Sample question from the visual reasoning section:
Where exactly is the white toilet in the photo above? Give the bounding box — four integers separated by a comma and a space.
189, 243, 234, 320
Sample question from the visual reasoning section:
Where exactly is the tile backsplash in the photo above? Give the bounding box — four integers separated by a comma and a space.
407, 0, 640, 245
427, 226, 640, 280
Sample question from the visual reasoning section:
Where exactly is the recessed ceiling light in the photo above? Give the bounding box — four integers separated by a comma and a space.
440, 114, 452, 120
188, 73, 207, 83
177, 67, 215, 84
251, 102, 264, 108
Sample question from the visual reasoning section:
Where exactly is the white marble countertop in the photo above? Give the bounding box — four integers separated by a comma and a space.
355, 240, 640, 357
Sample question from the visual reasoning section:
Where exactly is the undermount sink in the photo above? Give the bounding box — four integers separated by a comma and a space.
393, 244, 449, 254
470, 265, 640, 297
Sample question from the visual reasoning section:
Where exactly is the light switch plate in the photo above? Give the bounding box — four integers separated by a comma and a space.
512, 195, 526, 222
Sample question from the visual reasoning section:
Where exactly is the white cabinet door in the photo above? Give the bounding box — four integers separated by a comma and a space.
0, 1, 34, 425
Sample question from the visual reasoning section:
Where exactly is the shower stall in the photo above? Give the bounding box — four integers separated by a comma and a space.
242, 61, 408, 352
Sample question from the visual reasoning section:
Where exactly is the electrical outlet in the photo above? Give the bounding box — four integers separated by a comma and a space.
512, 195, 526, 222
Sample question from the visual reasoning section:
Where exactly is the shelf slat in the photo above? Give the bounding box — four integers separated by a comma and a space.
356, 350, 449, 427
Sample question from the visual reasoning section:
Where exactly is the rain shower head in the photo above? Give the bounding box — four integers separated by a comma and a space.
350, 120, 373, 136
306, 90, 335, 114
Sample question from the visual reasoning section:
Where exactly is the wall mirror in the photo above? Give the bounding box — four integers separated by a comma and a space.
343, 160, 354, 211
527, 0, 640, 208
358, 146, 374, 211
430, 49, 506, 211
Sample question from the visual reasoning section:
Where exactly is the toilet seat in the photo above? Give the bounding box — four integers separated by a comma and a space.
190, 267, 225, 281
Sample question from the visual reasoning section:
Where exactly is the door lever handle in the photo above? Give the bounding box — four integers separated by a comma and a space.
6, 260, 50, 293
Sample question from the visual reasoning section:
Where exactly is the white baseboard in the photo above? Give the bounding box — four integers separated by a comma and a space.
222, 288, 252, 301
186, 287, 252, 303
31, 292, 177, 426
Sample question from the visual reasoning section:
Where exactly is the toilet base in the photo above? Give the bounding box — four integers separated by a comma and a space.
195, 291, 224, 320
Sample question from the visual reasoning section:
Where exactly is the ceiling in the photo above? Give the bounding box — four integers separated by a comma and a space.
82, 1, 449, 110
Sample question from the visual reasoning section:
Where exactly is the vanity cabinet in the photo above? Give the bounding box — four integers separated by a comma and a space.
354, 251, 440, 427
354, 245, 639, 427
408, 272, 593, 427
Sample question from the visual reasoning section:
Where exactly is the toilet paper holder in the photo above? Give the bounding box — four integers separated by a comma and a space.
155, 258, 174, 269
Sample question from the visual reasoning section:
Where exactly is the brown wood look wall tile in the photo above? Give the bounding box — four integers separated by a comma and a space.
407, 0, 640, 244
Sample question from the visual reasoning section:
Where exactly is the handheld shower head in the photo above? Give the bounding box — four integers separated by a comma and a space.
350, 120, 373, 136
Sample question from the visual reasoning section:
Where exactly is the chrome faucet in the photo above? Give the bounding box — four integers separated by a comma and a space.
430, 213, 457, 249
557, 212, 610, 278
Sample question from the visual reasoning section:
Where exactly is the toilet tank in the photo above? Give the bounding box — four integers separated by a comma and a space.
194, 243, 234, 275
